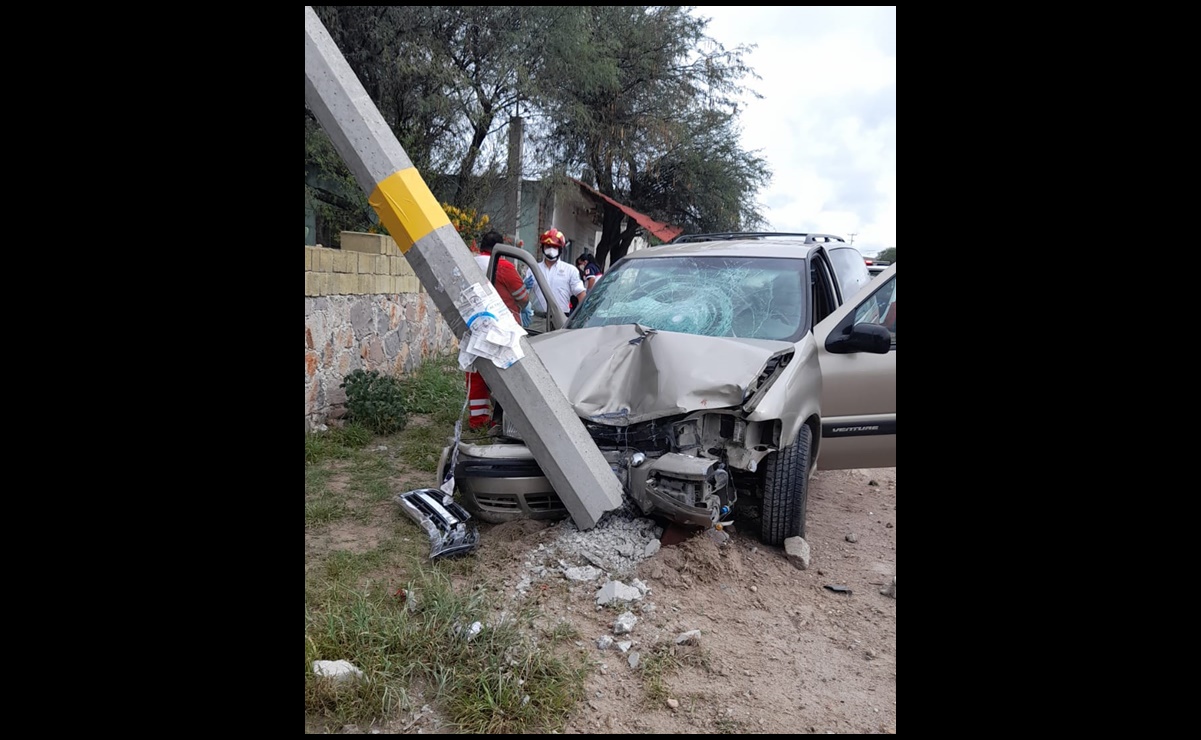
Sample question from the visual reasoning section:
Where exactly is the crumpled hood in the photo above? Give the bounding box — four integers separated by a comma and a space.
528, 325, 794, 425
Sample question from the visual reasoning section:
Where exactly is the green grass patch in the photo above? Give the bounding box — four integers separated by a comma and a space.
542, 620, 580, 642
306, 490, 350, 527
304, 536, 428, 611
346, 453, 396, 506
305, 567, 586, 733
395, 422, 453, 472
307, 436, 413, 527
305, 466, 334, 498
393, 354, 464, 475
639, 642, 677, 705
306, 353, 590, 733
319, 547, 396, 583
637, 640, 712, 707
715, 715, 749, 733
400, 352, 466, 425
306, 423, 373, 464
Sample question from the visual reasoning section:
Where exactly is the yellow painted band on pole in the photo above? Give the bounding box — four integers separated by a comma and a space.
368, 168, 450, 254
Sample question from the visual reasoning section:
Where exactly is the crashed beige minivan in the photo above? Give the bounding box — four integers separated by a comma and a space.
440, 233, 896, 547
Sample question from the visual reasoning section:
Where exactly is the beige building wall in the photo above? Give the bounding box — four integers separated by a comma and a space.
305, 232, 458, 431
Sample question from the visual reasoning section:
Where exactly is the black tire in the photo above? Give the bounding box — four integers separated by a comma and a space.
760, 424, 812, 547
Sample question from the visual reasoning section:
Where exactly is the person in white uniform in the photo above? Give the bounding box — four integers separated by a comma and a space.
528, 227, 585, 333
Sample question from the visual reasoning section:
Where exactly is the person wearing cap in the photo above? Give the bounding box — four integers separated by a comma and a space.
528, 228, 585, 334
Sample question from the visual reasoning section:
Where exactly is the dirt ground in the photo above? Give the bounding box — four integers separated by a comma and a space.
313, 465, 895, 734
523, 466, 895, 734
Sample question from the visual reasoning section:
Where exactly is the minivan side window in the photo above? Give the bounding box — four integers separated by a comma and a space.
852, 275, 896, 343
828, 246, 872, 302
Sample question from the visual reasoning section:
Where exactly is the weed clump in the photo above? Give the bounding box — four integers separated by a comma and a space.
341, 369, 409, 435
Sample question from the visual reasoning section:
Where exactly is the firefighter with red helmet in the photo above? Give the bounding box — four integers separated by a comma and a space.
528, 228, 586, 334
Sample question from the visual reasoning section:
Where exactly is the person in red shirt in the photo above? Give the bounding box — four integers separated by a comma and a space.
474, 231, 528, 322
466, 230, 529, 430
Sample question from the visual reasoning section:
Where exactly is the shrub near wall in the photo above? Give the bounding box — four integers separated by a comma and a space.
305, 232, 458, 431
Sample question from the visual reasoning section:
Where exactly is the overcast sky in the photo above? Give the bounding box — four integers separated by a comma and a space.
690, 6, 896, 257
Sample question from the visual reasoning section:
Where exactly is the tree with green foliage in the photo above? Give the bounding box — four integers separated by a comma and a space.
308, 7, 571, 224
874, 247, 896, 263
531, 6, 770, 266
306, 114, 375, 246
306, 6, 769, 264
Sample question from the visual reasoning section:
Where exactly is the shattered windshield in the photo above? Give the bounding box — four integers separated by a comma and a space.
569, 255, 807, 341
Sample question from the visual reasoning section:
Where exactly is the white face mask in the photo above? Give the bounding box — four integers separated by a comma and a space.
543, 248, 559, 260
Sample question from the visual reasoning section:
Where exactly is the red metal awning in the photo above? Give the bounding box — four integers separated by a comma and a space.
571, 178, 683, 243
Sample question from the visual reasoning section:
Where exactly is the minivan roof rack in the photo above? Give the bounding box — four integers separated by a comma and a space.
669, 232, 847, 244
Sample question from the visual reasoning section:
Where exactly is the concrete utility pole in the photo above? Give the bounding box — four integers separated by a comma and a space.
305, 7, 622, 528
505, 114, 524, 247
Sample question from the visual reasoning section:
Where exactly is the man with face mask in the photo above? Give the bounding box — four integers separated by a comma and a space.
529, 228, 586, 334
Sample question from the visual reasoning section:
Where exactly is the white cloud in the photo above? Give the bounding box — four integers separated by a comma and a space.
693, 6, 896, 256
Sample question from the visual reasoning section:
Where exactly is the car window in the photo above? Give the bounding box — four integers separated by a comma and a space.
810, 251, 841, 326
570, 255, 807, 341
851, 275, 896, 341
828, 246, 872, 302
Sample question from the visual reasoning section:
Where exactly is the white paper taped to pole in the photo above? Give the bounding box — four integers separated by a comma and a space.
456, 282, 527, 370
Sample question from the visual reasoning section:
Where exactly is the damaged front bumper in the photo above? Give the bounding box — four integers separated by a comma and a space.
445, 442, 570, 523
394, 488, 480, 559
445, 413, 769, 528
628, 452, 731, 528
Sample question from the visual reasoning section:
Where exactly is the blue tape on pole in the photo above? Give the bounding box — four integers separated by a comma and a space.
466, 311, 497, 328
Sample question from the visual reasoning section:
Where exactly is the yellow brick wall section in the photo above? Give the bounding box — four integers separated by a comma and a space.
389, 254, 413, 278
341, 231, 389, 255
315, 248, 333, 273
331, 251, 354, 273
305, 232, 431, 297
365, 252, 382, 274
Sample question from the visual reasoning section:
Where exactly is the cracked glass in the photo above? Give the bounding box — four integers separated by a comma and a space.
569, 256, 808, 341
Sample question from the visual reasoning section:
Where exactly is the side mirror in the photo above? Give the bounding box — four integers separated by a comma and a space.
825, 322, 892, 354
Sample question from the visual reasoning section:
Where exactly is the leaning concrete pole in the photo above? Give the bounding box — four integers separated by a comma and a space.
305, 7, 622, 528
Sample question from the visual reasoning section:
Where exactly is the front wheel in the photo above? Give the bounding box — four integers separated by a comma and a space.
760, 424, 813, 547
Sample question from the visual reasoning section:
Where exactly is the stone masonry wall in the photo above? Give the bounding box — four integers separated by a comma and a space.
305, 231, 458, 431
